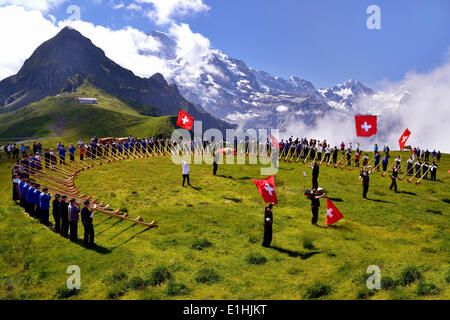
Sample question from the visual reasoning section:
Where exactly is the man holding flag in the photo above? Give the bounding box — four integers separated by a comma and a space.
309, 188, 326, 226
252, 175, 278, 247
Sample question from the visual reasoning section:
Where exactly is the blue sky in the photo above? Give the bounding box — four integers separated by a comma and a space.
7, 0, 450, 88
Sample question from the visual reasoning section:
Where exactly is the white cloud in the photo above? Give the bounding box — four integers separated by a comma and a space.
0, 0, 67, 11
112, 2, 124, 10
126, 3, 142, 11
0, 6, 59, 80
0, 4, 217, 89
276, 105, 289, 112
136, 0, 209, 25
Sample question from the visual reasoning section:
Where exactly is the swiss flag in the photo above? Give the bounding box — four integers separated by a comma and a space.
355, 115, 378, 137
270, 134, 281, 148
176, 110, 194, 130
326, 197, 343, 225
252, 175, 278, 204
399, 129, 411, 150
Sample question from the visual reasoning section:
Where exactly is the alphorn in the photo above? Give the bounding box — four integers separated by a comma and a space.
398, 164, 414, 181
295, 145, 305, 163
340, 154, 351, 169
370, 161, 381, 173
302, 148, 312, 164
333, 154, 345, 168
407, 166, 423, 183
283, 146, 292, 162
381, 160, 398, 177
415, 167, 431, 185
326, 151, 334, 167
363, 154, 376, 169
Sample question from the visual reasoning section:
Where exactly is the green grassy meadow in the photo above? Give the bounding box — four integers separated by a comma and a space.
0, 148, 449, 300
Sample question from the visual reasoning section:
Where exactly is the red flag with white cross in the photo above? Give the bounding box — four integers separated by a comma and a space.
252, 175, 278, 204
399, 128, 411, 150
355, 115, 378, 137
326, 197, 343, 225
176, 110, 194, 131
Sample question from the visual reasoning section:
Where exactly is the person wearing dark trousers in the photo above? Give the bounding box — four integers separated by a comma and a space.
262, 203, 274, 248
332, 147, 338, 164
52, 194, 61, 234
69, 144, 76, 162
182, 160, 190, 187
390, 165, 400, 193
81, 201, 96, 247
382, 155, 389, 172
359, 168, 370, 199
33, 184, 41, 220
309, 161, 320, 189
59, 146, 66, 165
213, 152, 219, 176
39, 188, 51, 225
422, 162, 429, 179
430, 161, 438, 181
12, 174, 21, 203
68, 199, 80, 242
310, 189, 326, 226
60, 195, 69, 238
26, 182, 36, 217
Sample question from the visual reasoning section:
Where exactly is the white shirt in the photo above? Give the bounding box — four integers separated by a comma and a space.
182, 161, 190, 175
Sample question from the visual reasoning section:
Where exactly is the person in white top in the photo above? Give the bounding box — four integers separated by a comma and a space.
182, 160, 190, 187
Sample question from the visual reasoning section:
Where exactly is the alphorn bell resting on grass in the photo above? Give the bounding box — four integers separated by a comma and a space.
407, 164, 423, 183
334, 153, 345, 168
381, 159, 397, 177
303, 147, 312, 164
398, 163, 415, 181
414, 166, 431, 185
295, 145, 305, 163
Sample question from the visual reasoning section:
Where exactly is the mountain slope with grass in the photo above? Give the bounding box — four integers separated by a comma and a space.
0, 82, 177, 145
0, 147, 448, 300
0, 26, 232, 135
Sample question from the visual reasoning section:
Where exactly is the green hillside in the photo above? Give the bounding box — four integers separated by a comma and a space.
0, 148, 448, 300
0, 82, 176, 146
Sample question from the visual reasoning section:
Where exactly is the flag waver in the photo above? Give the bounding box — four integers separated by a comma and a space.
399, 129, 411, 150
355, 115, 378, 137
176, 110, 194, 131
252, 175, 278, 204
326, 197, 343, 225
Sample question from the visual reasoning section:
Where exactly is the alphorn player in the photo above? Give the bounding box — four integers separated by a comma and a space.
359, 167, 371, 199
389, 164, 400, 193
430, 161, 438, 181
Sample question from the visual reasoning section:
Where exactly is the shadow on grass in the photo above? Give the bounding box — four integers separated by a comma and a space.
223, 197, 242, 203
72, 241, 112, 254
216, 174, 234, 180
365, 198, 391, 203
270, 246, 320, 260
108, 223, 137, 240
398, 191, 417, 196
189, 185, 202, 191
326, 224, 353, 231
111, 226, 155, 249
426, 209, 442, 215
328, 197, 344, 202
96, 219, 124, 236
442, 198, 450, 204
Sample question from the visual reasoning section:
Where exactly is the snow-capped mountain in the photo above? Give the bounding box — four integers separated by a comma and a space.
140, 31, 406, 129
